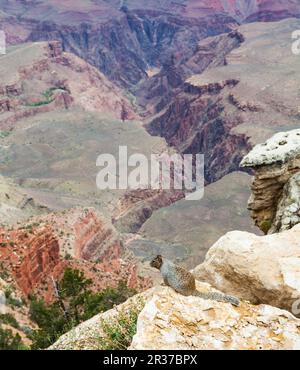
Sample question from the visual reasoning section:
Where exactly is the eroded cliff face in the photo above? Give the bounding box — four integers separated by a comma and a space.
136, 30, 244, 115
0, 225, 66, 301
147, 18, 300, 183
0, 208, 151, 303
241, 129, 300, 234
0, 2, 239, 88
147, 72, 251, 183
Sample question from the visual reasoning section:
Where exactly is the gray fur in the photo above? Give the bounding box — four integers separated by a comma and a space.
151, 255, 240, 306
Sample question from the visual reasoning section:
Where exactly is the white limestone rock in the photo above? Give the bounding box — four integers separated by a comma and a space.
194, 224, 300, 315
241, 129, 300, 167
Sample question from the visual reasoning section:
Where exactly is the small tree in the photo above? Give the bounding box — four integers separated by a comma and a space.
29, 268, 137, 349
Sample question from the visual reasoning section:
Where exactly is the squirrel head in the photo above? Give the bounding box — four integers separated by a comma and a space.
150, 255, 163, 270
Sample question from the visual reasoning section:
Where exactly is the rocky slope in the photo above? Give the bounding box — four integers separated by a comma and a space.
0, 40, 136, 131
50, 282, 300, 350
241, 129, 300, 234
0, 175, 47, 225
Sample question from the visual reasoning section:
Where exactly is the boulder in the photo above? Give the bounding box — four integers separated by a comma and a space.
194, 225, 300, 315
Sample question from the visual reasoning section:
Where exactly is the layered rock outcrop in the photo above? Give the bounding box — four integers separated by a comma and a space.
194, 224, 300, 315
241, 129, 300, 234
0, 225, 67, 301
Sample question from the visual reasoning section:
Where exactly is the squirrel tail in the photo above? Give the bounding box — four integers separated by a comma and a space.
194, 291, 240, 307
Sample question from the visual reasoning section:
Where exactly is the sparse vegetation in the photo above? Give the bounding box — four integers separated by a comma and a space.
29, 268, 136, 349
5, 286, 24, 308
98, 298, 144, 350
64, 253, 72, 261
0, 131, 11, 139
0, 313, 20, 329
260, 219, 272, 234
0, 326, 26, 350
24, 87, 67, 107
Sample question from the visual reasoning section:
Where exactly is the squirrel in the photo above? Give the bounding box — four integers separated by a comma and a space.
150, 255, 240, 307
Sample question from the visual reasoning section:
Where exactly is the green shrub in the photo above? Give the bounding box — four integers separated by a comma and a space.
0, 131, 10, 139
25, 87, 67, 107
5, 287, 24, 308
29, 299, 73, 350
260, 219, 272, 234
